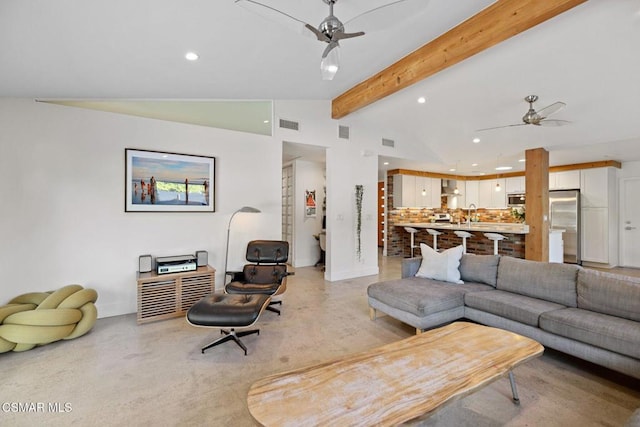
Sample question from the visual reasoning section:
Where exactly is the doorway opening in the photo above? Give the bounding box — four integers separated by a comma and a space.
282, 141, 327, 269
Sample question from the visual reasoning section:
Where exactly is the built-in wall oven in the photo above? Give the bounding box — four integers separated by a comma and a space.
507, 193, 525, 207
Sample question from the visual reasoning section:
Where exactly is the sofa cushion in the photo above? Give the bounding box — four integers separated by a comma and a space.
540, 308, 640, 359
577, 269, 640, 322
464, 290, 565, 326
459, 254, 500, 287
367, 277, 492, 318
496, 256, 579, 307
415, 244, 463, 284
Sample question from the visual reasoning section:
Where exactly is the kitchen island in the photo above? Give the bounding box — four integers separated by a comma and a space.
396, 222, 528, 258
398, 222, 529, 234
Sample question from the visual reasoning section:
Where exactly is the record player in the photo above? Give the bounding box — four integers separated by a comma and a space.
155, 254, 197, 274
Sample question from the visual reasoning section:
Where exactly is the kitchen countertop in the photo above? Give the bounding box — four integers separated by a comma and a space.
396, 222, 530, 234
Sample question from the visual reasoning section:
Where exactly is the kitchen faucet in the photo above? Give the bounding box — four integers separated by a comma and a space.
467, 204, 477, 225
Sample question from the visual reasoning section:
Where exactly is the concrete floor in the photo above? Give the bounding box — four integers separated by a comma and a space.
1, 255, 639, 426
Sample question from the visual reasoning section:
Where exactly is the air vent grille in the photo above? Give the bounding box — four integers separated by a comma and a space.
338, 125, 350, 139
382, 138, 395, 147
279, 119, 299, 131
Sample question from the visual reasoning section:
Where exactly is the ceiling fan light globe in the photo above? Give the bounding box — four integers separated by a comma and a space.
321, 45, 340, 80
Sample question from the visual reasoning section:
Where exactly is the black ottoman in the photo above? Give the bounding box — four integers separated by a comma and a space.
186, 293, 271, 355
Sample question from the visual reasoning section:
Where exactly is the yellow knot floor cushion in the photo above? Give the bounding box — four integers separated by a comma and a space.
0, 284, 98, 352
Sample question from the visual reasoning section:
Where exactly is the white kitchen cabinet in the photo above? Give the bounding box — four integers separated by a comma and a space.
478, 180, 492, 208
431, 178, 443, 208
493, 179, 507, 208
505, 176, 525, 193
479, 179, 506, 208
550, 170, 580, 190
464, 180, 479, 208
393, 175, 441, 208
414, 176, 431, 208
415, 177, 442, 208
580, 167, 618, 267
581, 207, 609, 263
581, 168, 612, 208
393, 174, 415, 208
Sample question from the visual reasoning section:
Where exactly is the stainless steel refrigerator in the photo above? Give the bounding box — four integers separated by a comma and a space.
549, 189, 581, 264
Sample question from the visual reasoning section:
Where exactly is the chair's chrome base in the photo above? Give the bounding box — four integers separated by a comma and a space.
201, 328, 260, 356
266, 300, 282, 315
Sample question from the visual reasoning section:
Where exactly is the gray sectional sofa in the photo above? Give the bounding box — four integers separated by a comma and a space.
368, 254, 640, 380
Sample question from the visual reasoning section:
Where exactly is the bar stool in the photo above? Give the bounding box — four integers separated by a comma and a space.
426, 229, 444, 252
484, 233, 506, 255
404, 227, 419, 258
454, 230, 474, 254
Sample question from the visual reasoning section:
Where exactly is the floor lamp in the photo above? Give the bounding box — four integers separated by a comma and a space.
224, 206, 261, 284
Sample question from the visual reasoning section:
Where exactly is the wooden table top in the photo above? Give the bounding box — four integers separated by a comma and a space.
247, 322, 544, 427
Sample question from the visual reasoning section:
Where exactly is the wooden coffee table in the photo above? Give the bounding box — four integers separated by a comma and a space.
247, 322, 543, 426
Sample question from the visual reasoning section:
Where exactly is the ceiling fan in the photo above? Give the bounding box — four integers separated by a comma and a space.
235, 0, 428, 80
477, 95, 570, 132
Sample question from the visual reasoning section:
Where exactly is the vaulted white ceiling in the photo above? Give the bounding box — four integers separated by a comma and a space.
1, 0, 639, 175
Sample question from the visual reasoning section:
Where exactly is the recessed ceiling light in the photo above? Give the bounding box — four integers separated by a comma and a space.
417, 97, 426, 104
383, 162, 389, 165
449, 168, 456, 172
519, 158, 526, 162
472, 163, 478, 167
263, 120, 269, 124
495, 166, 513, 171
473, 138, 480, 143
185, 52, 199, 61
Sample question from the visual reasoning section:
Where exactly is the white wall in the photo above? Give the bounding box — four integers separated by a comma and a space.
0, 98, 412, 318
0, 99, 281, 317
621, 161, 640, 178
292, 159, 325, 268
274, 100, 382, 281
325, 143, 379, 280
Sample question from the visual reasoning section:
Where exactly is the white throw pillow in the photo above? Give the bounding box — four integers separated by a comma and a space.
415, 243, 464, 284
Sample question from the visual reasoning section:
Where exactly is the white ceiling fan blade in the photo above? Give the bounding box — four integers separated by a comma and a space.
539, 119, 571, 127
344, 0, 431, 33
235, 0, 310, 37
476, 123, 528, 132
536, 101, 566, 119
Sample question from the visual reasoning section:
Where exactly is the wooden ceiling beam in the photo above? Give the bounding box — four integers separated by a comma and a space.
331, 0, 588, 119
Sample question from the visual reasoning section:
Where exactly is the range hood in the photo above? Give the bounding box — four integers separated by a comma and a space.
441, 179, 462, 197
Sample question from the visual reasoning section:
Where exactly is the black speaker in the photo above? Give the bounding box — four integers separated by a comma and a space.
195, 250, 208, 267
139, 255, 153, 273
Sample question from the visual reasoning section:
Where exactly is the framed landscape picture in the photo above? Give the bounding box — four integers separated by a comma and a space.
125, 149, 215, 212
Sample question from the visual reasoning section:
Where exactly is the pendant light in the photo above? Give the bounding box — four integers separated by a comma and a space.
495, 155, 502, 192
453, 162, 460, 194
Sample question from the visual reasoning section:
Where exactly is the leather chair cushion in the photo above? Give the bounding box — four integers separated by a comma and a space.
187, 294, 271, 327
241, 265, 287, 284
246, 240, 289, 263
226, 281, 280, 295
